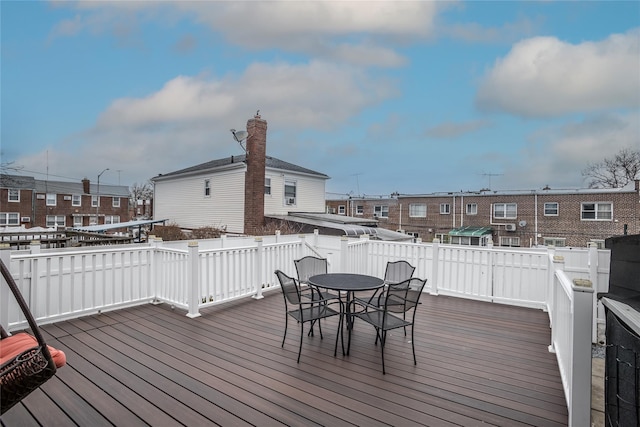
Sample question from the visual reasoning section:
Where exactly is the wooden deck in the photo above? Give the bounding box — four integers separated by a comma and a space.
1, 291, 568, 426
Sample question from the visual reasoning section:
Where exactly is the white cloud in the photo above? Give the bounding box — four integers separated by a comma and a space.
48, 1, 441, 67
476, 30, 640, 117
500, 111, 639, 189
15, 60, 396, 184
425, 119, 492, 139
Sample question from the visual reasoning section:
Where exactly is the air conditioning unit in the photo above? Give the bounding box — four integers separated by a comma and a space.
286, 197, 296, 205
21, 216, 31, 223
505, 224, 516, 231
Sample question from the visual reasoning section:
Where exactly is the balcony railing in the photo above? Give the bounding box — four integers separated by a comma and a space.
0, 232, 609, 427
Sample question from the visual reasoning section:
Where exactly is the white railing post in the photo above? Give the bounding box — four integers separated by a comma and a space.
313, 229, 319, 248
186, 241, 201, 318
150, 236, 162, 304
340, 236, 348, 273
548, 254, 564, 352
275, 230, 280, 243
29, 241, 41, 313
588, 242, 599, 343
0, 244, 11, 330
253, 237, 264, 300
487, 238, 494, 301
298, 234, 306, 260
546, 245, 557, 316
431, 238, 440, 295
569, 278, 594, 427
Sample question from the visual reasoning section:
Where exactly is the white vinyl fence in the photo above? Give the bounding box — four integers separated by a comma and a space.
1, 233, 609, 427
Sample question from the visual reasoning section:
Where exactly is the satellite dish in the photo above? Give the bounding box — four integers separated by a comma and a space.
518, 220, 527, 227
230, 129, 248, 142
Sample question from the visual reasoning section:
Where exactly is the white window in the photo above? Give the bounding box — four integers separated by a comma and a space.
204, 179, 211, 197
8, 189, 19, 202
92, 195, 99, 207
543, 237, 566, 247
265, 177, 271, 195
284, 180, 296, 205
409, 203, 426, 218
72, 194, 81, 206
0, 213, 19, 225
105, 215, 120, 224
500, 236, 521, 247
494, 203, 517, 219
440, 203, 450, 214
46, 215, 66, 227
581, 202, 612, 221
73, 216, 83, 227
89, 215, 98, 225
435, 233, 450, 244
338, 205, 346, 215
466, 203, 477, 215
590, 239, 606, 249
544, 202, 558, 216
112, 197, 120, 208
46, 193, 57, 206
374, 205, 389, 218
356, 205, 364, 215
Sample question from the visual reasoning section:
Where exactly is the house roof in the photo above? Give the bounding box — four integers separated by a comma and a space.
34, 179, 130, 197
448, 226, 493, 237
153, 154, 329, 181
0, 174, 129, 197
267, 212, 413, 241
0, 174, 36, 189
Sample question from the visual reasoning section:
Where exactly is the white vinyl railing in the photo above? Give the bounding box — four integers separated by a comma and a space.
548, 255, 594, 427
0, 233, 608, 427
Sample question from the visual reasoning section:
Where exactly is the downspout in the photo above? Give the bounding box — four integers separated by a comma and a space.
399, 203, 402, 231
452, 195, 456, 228
534, 193, 539, 246
460, 195, 464, 227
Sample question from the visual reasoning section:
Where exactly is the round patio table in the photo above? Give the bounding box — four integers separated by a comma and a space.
309, 273, 384, 355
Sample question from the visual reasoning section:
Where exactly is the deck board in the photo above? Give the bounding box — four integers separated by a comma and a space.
1, 292, 568, 426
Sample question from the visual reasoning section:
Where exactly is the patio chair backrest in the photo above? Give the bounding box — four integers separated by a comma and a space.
384, 260, 415, 285
294, 256, 328, 283
275, 270, 303, 305
385, 277, 427, 314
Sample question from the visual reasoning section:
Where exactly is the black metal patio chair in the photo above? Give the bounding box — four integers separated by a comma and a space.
294, 256, 339, 302
354, 260, 415, 308
352, 277, 427, 374
275, 270, 343, 363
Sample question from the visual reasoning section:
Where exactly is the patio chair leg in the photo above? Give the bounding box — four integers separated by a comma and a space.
334, 312, 344, 356
411, 327, 417, 365
282, 315, 288, 348
297, 324, 304, 363
380, 331, 386, 375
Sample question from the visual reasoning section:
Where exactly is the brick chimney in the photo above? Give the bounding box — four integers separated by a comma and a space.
244, 113, 267, 235
82, 178, 90, 194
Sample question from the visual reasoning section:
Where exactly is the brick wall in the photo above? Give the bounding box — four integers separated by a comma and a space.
327, 182, 640, 247
244, 114, 267, 235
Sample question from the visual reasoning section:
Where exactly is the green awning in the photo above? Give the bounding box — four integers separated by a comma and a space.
448, 226, 493, 237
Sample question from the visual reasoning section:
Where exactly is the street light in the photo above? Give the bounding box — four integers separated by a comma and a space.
96, 168, 110, 224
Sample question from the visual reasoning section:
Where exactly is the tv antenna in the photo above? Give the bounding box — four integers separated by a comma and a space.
479, 172, 503, 190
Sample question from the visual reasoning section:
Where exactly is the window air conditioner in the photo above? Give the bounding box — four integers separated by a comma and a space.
505, 224, 516, 231
286, 197, 296, 205
21, 217, 31, 223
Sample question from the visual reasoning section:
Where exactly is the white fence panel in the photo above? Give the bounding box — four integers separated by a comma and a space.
493, 250, 548, 309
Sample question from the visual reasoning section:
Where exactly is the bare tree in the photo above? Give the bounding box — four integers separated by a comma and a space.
582, 148, 640, 188
129, 181, 154, 219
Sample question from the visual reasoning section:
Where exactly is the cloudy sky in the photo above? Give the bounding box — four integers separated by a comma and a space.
2, 1, 639, 197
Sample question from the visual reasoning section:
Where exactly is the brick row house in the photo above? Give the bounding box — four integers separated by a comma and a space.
1, 174, 130, 229
326, 180, 640, 248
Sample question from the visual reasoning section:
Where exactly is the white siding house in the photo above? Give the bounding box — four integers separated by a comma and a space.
152, 155, 329, 234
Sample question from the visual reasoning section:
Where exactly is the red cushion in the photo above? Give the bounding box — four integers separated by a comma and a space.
1, 333, 66, 368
